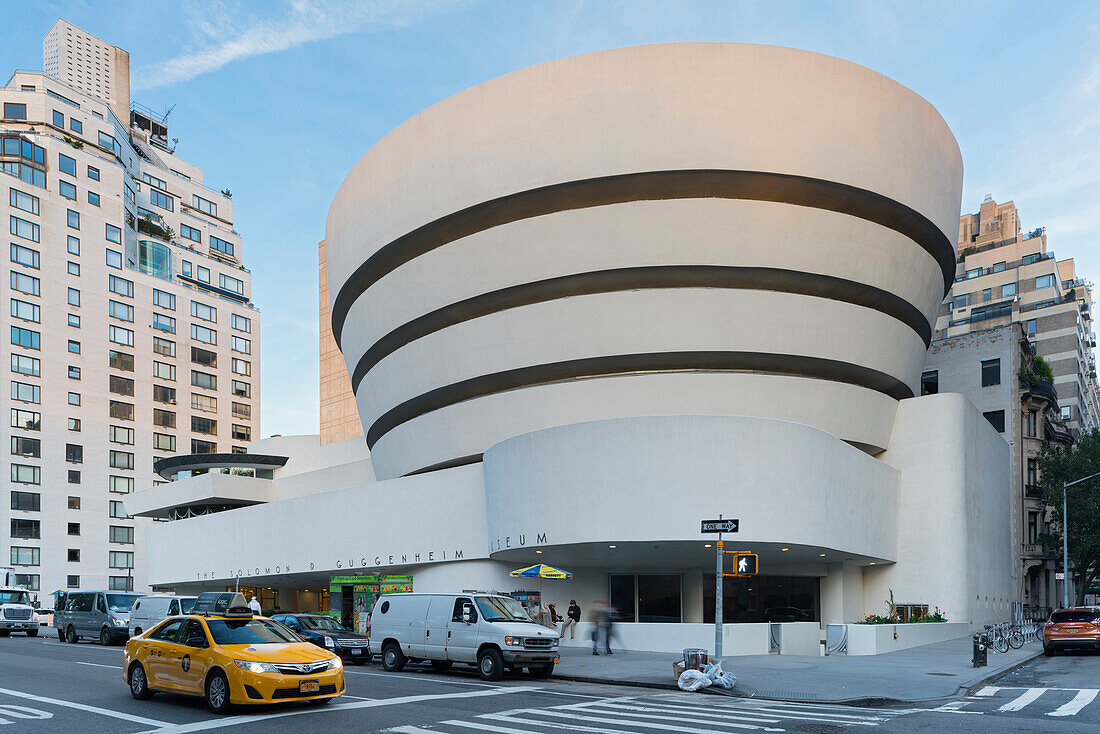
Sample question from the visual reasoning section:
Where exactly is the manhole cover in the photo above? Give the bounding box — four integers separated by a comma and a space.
792, 725, 849, 734
926, 672, 957, 676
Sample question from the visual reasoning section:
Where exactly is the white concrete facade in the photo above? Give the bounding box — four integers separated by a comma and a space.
138, 43, 1012, 650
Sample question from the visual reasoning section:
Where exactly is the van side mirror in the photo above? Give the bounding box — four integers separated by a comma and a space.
462, 605, 473, 623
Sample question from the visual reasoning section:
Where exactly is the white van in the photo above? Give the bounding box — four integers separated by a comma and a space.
370, 593, 559, 681
128, 595, 198, 637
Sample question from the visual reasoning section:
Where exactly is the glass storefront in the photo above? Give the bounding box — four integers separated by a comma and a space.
703, 574, 819, 623
609, 573, 682, 623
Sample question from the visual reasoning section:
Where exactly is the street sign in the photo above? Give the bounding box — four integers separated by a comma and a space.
701, 519, 739, 533
724, 552, 758, 577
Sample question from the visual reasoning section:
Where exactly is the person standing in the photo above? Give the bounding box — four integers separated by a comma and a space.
561, 599, 581, 639
248, 596, 262, 615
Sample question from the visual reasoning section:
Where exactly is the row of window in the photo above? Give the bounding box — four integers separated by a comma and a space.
10, 546, 133, 569
11, 214, 121, 245
11, 519, 133, 544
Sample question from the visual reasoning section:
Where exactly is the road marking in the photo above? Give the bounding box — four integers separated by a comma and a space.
0, 686, 170, 727
487, 710, 784, 732
76, 662, 119, 669
344, 669, 517, 688
137, 685, 536, 733
387, 728, 439, 734
974, 686, 1000, 697
997, 687, 1047, 712
929, 701, 980, 714
1048, 689, 1099, 717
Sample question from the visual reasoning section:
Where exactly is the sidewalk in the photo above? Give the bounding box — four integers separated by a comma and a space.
554, 637, 1042, 703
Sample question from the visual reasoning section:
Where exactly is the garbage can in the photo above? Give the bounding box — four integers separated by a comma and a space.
683, 648, 709, 671
972, 633, 987, 668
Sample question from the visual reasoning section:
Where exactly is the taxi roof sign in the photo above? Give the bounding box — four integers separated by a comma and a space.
192, 592, 253, 617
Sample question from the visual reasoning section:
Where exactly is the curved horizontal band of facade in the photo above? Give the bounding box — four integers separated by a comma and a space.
364, 351, 914, 448
330, 169, 956, 347
152, 452, 289, 480
348, 265, 933, 394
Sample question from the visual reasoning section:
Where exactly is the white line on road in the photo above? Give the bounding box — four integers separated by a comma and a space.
974, 686, 1000, 697
998, 688, 1047, 712
75, 662, 119, 669
1048, 689, 1099, 717
490, 710, 784, 732
0, 685, 170, 727
386, 727, 440, 734
344, 669, 516, 688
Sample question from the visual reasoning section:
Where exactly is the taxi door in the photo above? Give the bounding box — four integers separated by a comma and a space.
144, 619, 187, 691
174, 620, 211, 694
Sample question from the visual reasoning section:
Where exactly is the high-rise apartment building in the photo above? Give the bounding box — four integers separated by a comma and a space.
1, 20, 260, 601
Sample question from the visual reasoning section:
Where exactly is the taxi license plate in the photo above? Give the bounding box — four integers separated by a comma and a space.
299, 680, 320, 693
351, 648, 362, 655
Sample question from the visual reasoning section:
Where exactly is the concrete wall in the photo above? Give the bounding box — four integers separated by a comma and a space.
843, 622, 970, 655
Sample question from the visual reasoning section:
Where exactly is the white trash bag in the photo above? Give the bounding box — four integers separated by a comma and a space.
677, 669, 712, 692
701, 661, 737, 690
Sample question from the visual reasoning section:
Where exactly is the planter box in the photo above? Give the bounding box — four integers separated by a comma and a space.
842, 621, 969, 655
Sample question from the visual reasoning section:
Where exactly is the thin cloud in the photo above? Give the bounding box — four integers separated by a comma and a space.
133, 0, 462, 90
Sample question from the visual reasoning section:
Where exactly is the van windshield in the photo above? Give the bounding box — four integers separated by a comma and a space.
475, 596, 533, 622
0, 590, 31, 605
106, 594, 138, 612
180, 598, 198, 613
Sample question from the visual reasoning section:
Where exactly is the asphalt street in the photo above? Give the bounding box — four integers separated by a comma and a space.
2, 632, 1099, 733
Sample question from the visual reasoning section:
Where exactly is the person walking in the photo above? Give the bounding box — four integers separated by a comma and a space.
592, 601, 613, 655
561, 599, 581, 640
248, 596, 262, 615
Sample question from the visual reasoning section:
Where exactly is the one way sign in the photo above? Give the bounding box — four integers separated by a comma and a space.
701, 519, 739, 533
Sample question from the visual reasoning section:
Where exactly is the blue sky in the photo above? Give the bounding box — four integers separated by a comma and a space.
5, 1, 1098, 436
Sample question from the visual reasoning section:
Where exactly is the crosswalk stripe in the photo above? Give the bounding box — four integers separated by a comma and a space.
721, 705, 888, 724
487, 711, 783, 732
997, 688, 1047, 712
713, 700, 908, 715
385, 727, 439, 733
974, 686, 1000, 697
446, 719, 575, 734
1048, 689, 1099, 717
589, 702, 781, 723
566, 705, 785, 728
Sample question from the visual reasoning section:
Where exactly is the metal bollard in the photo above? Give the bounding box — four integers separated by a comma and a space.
972, 633, 987, 668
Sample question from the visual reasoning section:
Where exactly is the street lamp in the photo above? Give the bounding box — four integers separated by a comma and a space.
1061, 470, 1100, 608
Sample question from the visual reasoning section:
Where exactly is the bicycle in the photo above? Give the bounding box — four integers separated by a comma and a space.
983, 623, 1011, 653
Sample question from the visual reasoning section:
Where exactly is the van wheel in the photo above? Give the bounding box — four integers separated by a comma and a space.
129, 663, 154, 700
100, 627, 113, 646
382, 643, 406, 672
528, 662, 554, 678
57, 630, 64, 641
477, 648, 504, 681
205, 670, 232, 714
66, 626, 78, 644
430, 660, 453, 671
26, 628, 38, 637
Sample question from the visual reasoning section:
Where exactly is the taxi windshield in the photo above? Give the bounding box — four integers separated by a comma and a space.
475, 596, 533, 622
106, 594, 137, 612
180, 598, 198, 613
206, 618, 301, 645
299, 616, 346, 631
0, 590, 31, 605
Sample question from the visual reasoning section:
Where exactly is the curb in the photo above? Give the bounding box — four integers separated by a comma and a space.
553, 673, 678, 691
958, 648, 1044, 697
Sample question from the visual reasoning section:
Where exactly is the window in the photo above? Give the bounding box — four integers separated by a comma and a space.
981, 288, 991, 302
109, 576, 133, 592
231, 314, 251, 332
192, 195, 217, 217
68, 549, 80, 562
192, 394, 217, 412
981, 359, 1000, 387
191, 370, 217, 390
109, 501, 129, 519
11, 298, 39, 323
197, 265, 210, 283
67, 261, 80, 276
149, 188, 173, 211
70, 118, 83, 134
153, 409, 176, 428
11, 409, 39, 431
153, 337, 176, 357
125, 184, 135, 204
110, 426, 135, 445
10, 215, 40, 241
106, 249, 122, 269
152, 313, 176, 333
11, 519, 40, 539
232, 402, 251, 420
153, 361, 175, 380
232, 380, 251, 398
65, 444, 83, 463
1061, 406, 1072, 421
68, 287, 80, 306
11, 353, 40, 377
98, 131, 121, 156
10, 243, 39, 269
182, 260, 192, 278
181, 223, 201, 243
109, 401, 134, 421
153, 433, 176, 451
153, 289, 176, 310
109, 526, 134, 544
11, 490, 40, 511
232, 424, 251, 441
3, 103, 27, 119
11, 436, 40, 457
11, 326, 40, 350
10, 547, 39, 566
10, 188, 39, 215
109, 300, 134, 322
954, 293, 970, 308
68, 496, 80, 510
67, 575, 79, 588
965, 268, 982, 279
191, 324, 217, 345
109, 476, 133, 494
1026, 411, 1037, 438
231, 358, 251, 376
211, 235, 234, 257
220, 274, 244, 295
68, 418, 80, 431
67, 209, 80, 229
109, 551, 134, 569
11, 464, 40, 484
53, 110, 66, 127
1002, 282, 1016, 298
191, 301, 217, 322
109, 375, 135, 396
88, 191, 100, 207
191, 439, 216, 454
231, 336, 251, 354
11, 381, 40, 403
106, 223, 121, 243
153, 385, 177, 404
109, 325, 134, 346
88, 166, 99, 181
109, 277, 135, 301
191, 347, 217, 368
192, 416, 217, 435
59, 180, 77, 200
68, 314, 80, 328
983, 410, 1006, 433
108, 350, 135, 372
10, 271, 40, 295
68, 470, 80, 484
109, 451, 134, 470
1036, 274, 1055, 289
1025, 319, 1037, 336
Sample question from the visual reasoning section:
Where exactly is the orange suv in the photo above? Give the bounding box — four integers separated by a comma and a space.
1043, 607, 1100, 655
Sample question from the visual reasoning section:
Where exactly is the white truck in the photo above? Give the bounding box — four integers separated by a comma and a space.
0, 568, 37, 637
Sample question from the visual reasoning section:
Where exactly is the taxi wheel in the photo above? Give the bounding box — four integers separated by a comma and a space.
382, 643, 407, 672
100, 628, 113, 646
477, 648, 504, 681
205, 670, 233, 714
128, 663, 155, 700
65, 626, 78, 644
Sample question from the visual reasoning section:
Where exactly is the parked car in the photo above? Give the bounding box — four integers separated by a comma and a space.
55, 590, 142, 645
271, 613, 371, 664
0, 586, 37, 637
370, 592, 559, 681
1043, 607, 1100, 655
128, 595, 198, 637
33, 607, 53, 628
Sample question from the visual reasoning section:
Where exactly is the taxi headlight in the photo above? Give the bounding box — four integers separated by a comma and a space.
235, 659, 280, 674
323, 636, 335, 648
504, 636, 525, 647
328, 656, 342, 670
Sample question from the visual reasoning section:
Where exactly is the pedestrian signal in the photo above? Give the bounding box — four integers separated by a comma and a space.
733, 553, 758, 576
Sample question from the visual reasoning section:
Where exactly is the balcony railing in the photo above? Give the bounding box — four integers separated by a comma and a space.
1021, 378, 1058, 405
1024, 484, 1044, 499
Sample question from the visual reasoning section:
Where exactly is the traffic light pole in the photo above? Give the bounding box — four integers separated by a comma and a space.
715, 533, 723, 662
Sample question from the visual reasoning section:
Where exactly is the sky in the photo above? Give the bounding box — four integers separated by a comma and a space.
3, 0, 1098, 437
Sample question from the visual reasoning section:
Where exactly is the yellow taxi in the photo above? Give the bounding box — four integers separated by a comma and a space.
123, 592, 344, 713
